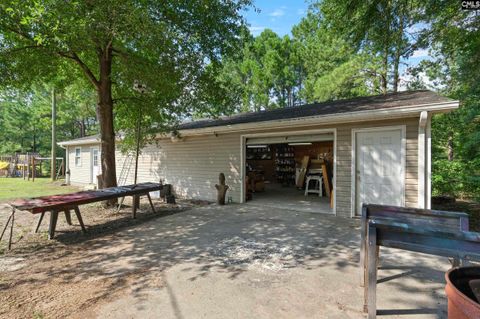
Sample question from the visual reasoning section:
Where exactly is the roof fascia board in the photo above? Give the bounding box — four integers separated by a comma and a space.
171, 101, 458, 137
57, 139, 100, 147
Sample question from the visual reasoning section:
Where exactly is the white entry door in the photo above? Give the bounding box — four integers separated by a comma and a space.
355, 128, 405, 216
90, 147, 101, 185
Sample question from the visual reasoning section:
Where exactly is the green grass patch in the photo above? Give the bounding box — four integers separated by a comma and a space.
0, 177, 80, 201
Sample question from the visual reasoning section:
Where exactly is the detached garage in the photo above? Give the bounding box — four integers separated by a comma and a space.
58, 90, 458, 218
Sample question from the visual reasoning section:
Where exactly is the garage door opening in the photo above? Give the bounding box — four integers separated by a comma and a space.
242, 131, 335, 214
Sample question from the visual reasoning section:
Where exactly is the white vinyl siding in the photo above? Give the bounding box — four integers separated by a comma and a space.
68, 144, 97, 186
114, 133, 242, 202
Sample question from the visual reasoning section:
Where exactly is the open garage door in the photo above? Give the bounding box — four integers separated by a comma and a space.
243, 131, 336, 215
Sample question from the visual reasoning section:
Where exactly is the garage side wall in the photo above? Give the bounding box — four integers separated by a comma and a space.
67, 143, 97, 186
115, 134, 243, 202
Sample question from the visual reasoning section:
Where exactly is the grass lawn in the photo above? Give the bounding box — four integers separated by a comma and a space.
0, 177, 80, 201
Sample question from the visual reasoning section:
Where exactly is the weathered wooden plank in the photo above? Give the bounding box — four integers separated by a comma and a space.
64, 210, 72, 225
34, 212, 45, 233
48, 210, 59, 239
366, 223, 377, 319
147, 193, 156, 213
10, 182, 162, 214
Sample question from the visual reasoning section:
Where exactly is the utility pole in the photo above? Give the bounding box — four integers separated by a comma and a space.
51, 88, 56, 181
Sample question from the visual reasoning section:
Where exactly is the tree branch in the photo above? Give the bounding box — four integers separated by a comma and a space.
1, 45, 44, 55
111, 47, 130, 59
57, 51, 100, 88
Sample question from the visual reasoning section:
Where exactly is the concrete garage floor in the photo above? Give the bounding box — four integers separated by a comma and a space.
247, 183, 333, 214
93, 204, 449, 319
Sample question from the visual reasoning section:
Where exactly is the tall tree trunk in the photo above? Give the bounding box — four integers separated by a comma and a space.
392, 51, 400, 93
381, 2, 391, 94
392, 13, 405, 93
32, 126, 36, 153
448, 135, 454, 161
97, 45, 117, 193
79, 118, 86, 137
382, 48, 389, 94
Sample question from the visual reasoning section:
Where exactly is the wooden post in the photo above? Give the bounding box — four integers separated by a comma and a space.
360, 204, 367, 287
64, 210, 72, 225
51, 88, 57, 181
34, 213, 45, 233
32, 156, 35, 182
215, 173, 229, 205
27, 153, 30, 181
73, 206, 86, 233
132, 195, 139, 218
133, 115, 141, 186
366, 223, 378, 318
8, 209, 14, 250
147, 193, 156, 213
48, 210, 59, 239
132, 112, 142, 211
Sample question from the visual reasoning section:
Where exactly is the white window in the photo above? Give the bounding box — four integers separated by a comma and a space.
75, 147, 81, 167
93, 149, 99, 167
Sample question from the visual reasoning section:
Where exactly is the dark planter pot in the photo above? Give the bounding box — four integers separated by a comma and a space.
445, 267, 480, 319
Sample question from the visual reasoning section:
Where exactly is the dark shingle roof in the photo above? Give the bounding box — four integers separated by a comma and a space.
178, 90, 452, 131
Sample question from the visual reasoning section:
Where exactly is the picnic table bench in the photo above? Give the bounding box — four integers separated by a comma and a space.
1, 182, 163, 249
361, 204, 480, 319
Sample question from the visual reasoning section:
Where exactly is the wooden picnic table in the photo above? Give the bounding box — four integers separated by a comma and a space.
1, 182, 163, 249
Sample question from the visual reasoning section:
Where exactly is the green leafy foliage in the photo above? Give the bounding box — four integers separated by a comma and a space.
217, 13, 381, 112
0, 0, 252, 187
318, 0, 424, 93
419, 0, 480, 199
0, 82, 97, 156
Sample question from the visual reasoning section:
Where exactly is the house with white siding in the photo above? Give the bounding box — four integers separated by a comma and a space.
58, 90, 458, 218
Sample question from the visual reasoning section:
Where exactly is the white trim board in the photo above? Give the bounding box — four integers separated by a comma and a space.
426, 116, 432, 209
240, 128, 337, 216
418, 111, 428, 208
350, 125, 407, 217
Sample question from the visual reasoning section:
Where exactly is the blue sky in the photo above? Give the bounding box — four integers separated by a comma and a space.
243, 0, 307, 37
243, 0, 433, 89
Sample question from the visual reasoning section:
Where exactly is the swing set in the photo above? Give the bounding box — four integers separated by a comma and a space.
0, 153, 64, 180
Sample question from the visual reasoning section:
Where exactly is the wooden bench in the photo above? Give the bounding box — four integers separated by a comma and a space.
361, 204, 480, 319
1, 182, 162, 249
360, 204, 469, 286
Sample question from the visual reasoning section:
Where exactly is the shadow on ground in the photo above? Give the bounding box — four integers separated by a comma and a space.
0, 201, 451, 318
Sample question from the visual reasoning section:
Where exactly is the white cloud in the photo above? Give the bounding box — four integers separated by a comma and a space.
269, 8, 285, 17
411, 49, 429, 58
297, 9, 305, 15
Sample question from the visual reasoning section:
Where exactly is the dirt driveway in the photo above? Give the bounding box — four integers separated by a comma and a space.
0, 200, 450, 318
